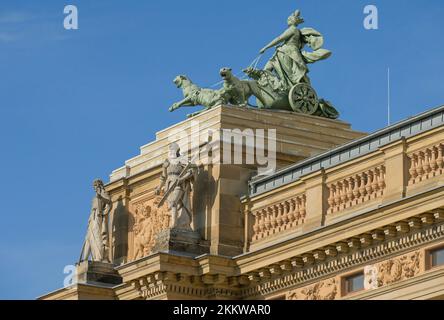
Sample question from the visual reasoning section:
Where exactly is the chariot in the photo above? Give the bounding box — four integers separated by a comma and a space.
288, 83, 319, 115
170, 8, 340, 120
244, 67, 338, 118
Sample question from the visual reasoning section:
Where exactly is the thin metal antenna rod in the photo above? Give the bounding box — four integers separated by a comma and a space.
387, 68, 391, 126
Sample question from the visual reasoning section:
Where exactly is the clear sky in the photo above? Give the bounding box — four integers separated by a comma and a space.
0, 0, 443, 299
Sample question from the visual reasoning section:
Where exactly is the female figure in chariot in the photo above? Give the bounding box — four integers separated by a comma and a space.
246, 9, 338, 118
259, 10, 331, 89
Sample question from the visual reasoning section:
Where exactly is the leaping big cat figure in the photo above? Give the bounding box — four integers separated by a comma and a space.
170, 9, 339, 119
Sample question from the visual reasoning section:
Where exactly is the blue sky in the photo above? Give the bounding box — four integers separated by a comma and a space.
0, 0, 443, 299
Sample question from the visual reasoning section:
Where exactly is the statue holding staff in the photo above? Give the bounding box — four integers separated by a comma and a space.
155, 143, 198, 230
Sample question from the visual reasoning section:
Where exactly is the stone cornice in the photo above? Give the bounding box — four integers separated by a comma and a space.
113, 209, 444, 300
343, 265, 444, 300
243, 222, 444, 298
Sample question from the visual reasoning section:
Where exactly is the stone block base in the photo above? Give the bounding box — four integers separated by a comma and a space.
76, 261, 122, 285
153, 228, 208, 255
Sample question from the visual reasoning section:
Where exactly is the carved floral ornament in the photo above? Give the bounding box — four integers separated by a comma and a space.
363, 250, 423, 292
286, 278, 338, 300
366, 250, 423, 288
130, 195, 171, 261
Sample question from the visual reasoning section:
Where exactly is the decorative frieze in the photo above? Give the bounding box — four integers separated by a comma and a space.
119, 214, 444, 300
362, 250, 423, 292
244, 220, 444, 298
375, 251, 422, 286
327, 165, 386, 215
131, 271, 246, 300
286, 278, 337, 300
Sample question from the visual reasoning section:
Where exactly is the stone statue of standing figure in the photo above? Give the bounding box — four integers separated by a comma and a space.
155, 143, 197, 230
79, 179, 113, 263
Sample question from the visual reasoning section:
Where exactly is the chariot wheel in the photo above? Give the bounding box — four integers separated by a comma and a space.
288, 83, 319, 115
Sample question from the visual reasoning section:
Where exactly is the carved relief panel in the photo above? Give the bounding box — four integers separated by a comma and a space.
375, 251, 423, 287
285, 251, 423, 300
363, 250, 423, 290
128, 194, 171, 261
286, 278, 338, 300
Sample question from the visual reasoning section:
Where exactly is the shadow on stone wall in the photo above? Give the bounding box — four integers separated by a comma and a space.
112, 196, 128, 264
192, 164, 218, 243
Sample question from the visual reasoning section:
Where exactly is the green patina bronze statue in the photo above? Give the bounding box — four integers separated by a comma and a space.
220, 67, 267, 108
170, 68, 268, 118
169, 75, 226, 118
170, 9, 339, 119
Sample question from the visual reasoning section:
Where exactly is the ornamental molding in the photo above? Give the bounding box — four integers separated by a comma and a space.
243, 221, 444, 298
286, 277, 338, 300
118, 213, 444, 300
132, 276, 244, 300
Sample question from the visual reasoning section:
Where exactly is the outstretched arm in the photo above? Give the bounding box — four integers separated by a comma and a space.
260, 28, 295, 54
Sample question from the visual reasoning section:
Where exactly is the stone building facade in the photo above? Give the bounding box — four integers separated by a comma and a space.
40, 105, 444, 300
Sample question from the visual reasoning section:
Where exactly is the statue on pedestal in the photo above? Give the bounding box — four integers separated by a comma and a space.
155, 143, 197, 230
79, 179, 113, 263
